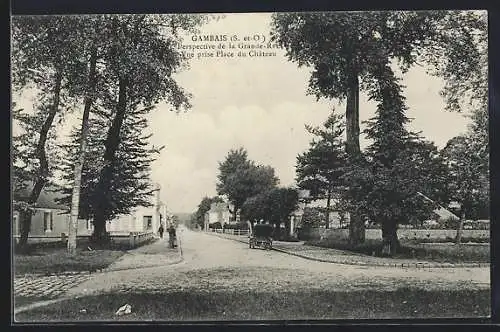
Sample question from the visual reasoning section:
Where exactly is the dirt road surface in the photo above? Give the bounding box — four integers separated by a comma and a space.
66, 226, 490, 297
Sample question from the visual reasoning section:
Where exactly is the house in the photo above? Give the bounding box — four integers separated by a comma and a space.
12, 184, 92, 243
13, 183, 168, 243
106, 183, 168, 234
207, 201, 233, 227
291, 188, 350, 230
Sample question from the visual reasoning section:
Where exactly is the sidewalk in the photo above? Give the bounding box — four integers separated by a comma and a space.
103, 237, 183, 272
208, 232, 490, 269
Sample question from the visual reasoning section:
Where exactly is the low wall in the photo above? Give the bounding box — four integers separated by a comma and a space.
127, 232, 155, 248
299, 228, 490, 241
13, 231, 155, 249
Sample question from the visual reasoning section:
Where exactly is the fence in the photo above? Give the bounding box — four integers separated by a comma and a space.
210, 228, 249, 236
127, 231, 155, 248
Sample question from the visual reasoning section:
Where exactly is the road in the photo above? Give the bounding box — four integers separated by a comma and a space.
67, 225, 490, 298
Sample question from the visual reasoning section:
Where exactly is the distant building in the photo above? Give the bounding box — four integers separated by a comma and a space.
291, 188, 350, 230
207, 201, 233, 227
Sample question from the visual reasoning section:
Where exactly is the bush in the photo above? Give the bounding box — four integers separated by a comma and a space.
223, 222, 248, 230
297, 226, 322, 241
407, 236, 489, 244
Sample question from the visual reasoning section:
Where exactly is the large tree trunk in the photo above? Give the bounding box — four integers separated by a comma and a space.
345, 74, 365, 245
67, 46, 98, 255
18, 210, 32, 251
325, 192, 331, 229
92, 76, 129, 244
17, 72, 62, 251
456, 209, 466, 245
381, 219, 400, 256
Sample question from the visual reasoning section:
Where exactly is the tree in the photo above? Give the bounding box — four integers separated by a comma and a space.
267, 187, 300, 238
345, 63, 449, 255
193, 196, 225, 229
240, 191, 271, 226
65, 17, 105, 254
296, 109, 347, 228
11, 16, 86, 250
441, 135, 489, 244
217, 148, 279, 221
57, 110, 160, 226
241, 187, 299, 239
300, 207, 324, 227
270, 10, 486, 245
88, 14, 210, 243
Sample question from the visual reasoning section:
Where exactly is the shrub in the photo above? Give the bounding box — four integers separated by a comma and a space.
209, 222, 222, 229
223, 222, 248, 230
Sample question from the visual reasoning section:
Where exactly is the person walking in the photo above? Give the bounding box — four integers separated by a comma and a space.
158, 224, 164, 239
168, 224, 176, 248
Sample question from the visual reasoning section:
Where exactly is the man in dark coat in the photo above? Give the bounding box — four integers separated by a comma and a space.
168, 225, 176, 248
158, 224, 164, 239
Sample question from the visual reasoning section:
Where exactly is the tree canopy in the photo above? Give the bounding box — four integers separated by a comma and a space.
270, 10, 487, 245
192, 196, 225, 229
216, 148, 279, 220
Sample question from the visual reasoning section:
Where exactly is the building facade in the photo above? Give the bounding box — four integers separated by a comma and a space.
12, 185, 93, 243
107, 183, 167, 234
13, 183, 168, 243
207, 201, 232, 227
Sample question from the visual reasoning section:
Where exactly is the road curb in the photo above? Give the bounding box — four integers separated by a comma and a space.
15, 271, 94, 279
207, 232, 490, 269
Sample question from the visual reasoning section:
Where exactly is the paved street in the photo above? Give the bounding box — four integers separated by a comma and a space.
14, 274, 92, 299
13, 237, 179, 305
64, 226, 490, 298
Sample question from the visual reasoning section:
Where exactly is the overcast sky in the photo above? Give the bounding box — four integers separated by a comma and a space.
13, 12, 474, 214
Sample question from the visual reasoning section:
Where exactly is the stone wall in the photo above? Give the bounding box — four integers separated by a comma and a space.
299, 227, 490, 241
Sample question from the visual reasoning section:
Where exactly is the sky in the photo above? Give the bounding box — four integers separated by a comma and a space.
13, 12, 474, 214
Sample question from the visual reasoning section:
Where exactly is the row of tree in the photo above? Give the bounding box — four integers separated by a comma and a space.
192, 148, 300, 237
271, 10, 488, 252
12, 14, 213, 253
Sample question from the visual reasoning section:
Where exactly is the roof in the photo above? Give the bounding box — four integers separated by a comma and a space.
434, 207, 459, 220
14, 183, 69, 210
209, 202, 231, 213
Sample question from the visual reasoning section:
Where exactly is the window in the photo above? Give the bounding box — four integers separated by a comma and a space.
44, 211, 53, 232
144, 216, 153, 230
86, 219, 94, 231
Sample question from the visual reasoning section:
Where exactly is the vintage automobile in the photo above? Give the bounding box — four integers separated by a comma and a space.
249, 223, 274, 250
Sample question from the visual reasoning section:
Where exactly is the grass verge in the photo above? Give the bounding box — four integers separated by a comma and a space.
14, 247, 126, 276
306, 238, 490, 263
14, 288, 490, 321
14, 295, 55, 308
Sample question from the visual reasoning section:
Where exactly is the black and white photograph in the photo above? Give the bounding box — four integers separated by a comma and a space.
11, 10, 490, 322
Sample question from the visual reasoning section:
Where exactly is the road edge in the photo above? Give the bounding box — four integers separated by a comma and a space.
206, 232, 490, 269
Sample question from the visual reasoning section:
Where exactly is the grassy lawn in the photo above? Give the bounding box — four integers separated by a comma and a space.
14, 296, 55, 308
14, 288, 490, 321
306, 238, 490, 263
401, 242, 490, 263
14, 245, 126, 276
